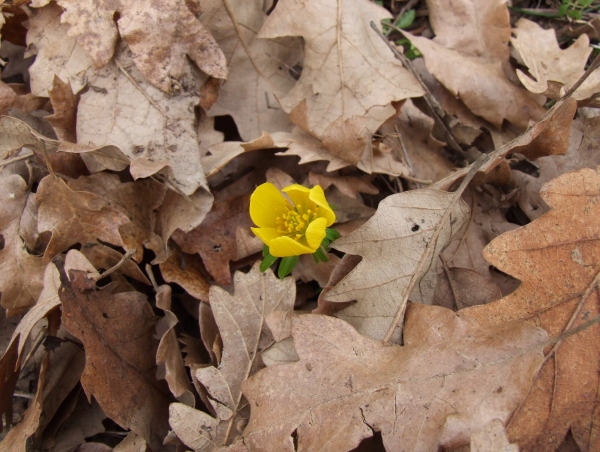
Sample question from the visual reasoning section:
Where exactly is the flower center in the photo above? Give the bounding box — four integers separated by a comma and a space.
276, 205, 318, 241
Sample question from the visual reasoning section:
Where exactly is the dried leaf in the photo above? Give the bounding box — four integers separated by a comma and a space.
172, 194, 252, 285
470, 419, 518, 452
512, 18, 600, 100
0, 173, 45, 310
57, 0, 227, 92
242, 304, 547, 451
460, 167, 600, 450
326, 188, 470, 341
404, 0, 545, 129
169, 263, 295, 449
76, 45, 208, 195
56, 260, 171, 451
46, 76, 77, 143
27, 3, 93, 97
308, 172, 378, 199
259, 0, 423, 141
159, 247, 210, 302
200, 0, 301, 140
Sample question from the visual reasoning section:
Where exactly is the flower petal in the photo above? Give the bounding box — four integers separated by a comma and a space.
269, 236, 315, 257
309, 185, 336, 226
251, 227, 281, 247
282, 184, 310, 209
250, 183, 290, 228
305, 217, 327, 249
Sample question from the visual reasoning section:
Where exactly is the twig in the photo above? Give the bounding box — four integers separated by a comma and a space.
145, 264, 159, 292
371, 21, 465, 159
383, 153, 489, 343
562, 51, 600, 100
90, 249, 137, 282
0, 151, 34, 168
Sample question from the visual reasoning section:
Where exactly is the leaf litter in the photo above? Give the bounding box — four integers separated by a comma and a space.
1, 0, 600, 451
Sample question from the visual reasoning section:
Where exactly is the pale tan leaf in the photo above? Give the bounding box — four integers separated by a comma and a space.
259, 0, 423, 138
470, 419, 518, 452
76, 45, 208, 195
512, 18, 600, 100
170, 263, 295, 449
326, 188, 470, 341
27, 3, 94, 97
169, 402, 219, 451
242, 304, 547, 451
113, 432, 147, 452
57, 0, 227, 92
308, 172, 378, 198
200, 0, 302, 140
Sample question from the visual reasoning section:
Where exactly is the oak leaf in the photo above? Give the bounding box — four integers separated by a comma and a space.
512, 18, 600, 101
325, 188, 470, 342
27, 3, 93, 97
0, 173, 45, 311
169, 263, 295, 450
56, 258, 171, 452
404, 0, 545, 129
460, 167, 600, 450
241, 304, 547, 451
76, 45, 208, 195
56, 0, 227, 92
200, 0, 301, 140
259, 0, 423, 142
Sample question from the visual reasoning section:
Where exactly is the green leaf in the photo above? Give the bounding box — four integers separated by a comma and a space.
325, 228, 341, 242
396, 9, 416, 29
313, 247, 329, 263
278, 256, 299, 279
578, 0, 593, 7
260, 252, 278, 272
559, 3, 569, 16
262, 245, 270, 258
568, 8, 583, 19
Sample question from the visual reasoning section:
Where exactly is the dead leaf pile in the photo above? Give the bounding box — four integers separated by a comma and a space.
1, 0, 600, 451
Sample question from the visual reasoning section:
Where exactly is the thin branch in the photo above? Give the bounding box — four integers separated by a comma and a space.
90, 249, 137, 282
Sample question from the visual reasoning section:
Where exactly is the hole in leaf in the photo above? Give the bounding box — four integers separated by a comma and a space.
213, 115, 242, 142
291, 429, 299, 451
411, 224, 420, 232
0, 234, 4, 250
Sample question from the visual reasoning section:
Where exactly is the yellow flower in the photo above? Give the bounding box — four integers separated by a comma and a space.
250, 183, 336, 257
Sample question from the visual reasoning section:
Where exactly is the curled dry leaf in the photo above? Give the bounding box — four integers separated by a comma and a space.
76, 45, 208, 196
159, 247, 210, 302
57, 0, 227, 92
512, 18, 600, 101
200, 0, 301, 140
0, 173, 45, 311
459, 167, 600, 450
259, 0, 423, 149
326, 188, 470, 342
242, 304, 547, 451
404, 0, 545, 129
56, 258, 171, 452
169, 263, 295, 450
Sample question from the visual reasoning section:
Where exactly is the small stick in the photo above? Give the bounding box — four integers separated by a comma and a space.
90, 249, 137, 282
0, 151, 34, 168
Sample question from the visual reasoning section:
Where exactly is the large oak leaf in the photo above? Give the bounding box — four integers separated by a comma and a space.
459, 167, 600, 450
242, 304, 547, 451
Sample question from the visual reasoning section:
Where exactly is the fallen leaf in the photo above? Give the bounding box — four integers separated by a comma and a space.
404, 0, 545, 129
0, 173, 45, 311
159, 247, 210, 302
241, 303, 547, 451
172, 194, 252, 285
56, 258, 171, 451
155, 284, 196, 407
169, 263, 295, 449
36, 175, 129, 264
259, 0, 423, 143
325, 188, 470, 341
27, 3, 94, 97
0, 80, 45, 117
46, 75, 77, 143
200, 0, 301, 140
57, 0, 227, 92
434, 267, 502, 310
76, 45, 208, 196
512, 117, 600, 221
470, 419, 518, 452
512, 18, 600, 101
459, 167, 600, 450
308, 172, 378, 199
113, 432, 147, 452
